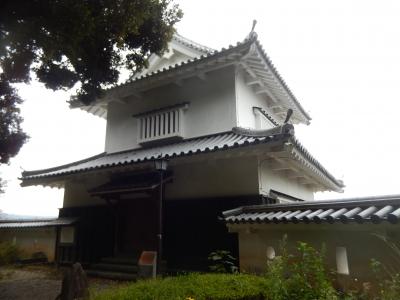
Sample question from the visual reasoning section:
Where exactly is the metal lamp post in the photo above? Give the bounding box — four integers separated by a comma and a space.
154, 158, 168, 275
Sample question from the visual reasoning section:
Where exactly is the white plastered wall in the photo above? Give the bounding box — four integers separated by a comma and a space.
63, 175, 108, 208
61, 154, 259, 208
105, 66, 237, 153
61, 152, 314, 208
166, 156, 259, 199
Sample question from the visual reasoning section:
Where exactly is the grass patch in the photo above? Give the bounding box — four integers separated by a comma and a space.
90, 273, 268, 300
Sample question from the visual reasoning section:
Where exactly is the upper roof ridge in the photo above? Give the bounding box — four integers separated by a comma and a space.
172, 32, 215, 54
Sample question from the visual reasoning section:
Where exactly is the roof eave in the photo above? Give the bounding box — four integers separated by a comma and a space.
288, 137, 344, 191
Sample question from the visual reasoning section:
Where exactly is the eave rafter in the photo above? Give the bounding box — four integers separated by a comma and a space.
264, 155, 324, 192
278, 143, 343, 192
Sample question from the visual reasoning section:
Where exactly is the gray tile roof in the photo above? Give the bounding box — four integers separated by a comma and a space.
224, 195, 400, 225
0, 212, 46, 222
21, 128, 343, 191
21, 130, 289, 181
0, 217, 77, 229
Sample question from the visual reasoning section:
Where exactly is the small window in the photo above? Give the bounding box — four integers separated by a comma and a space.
60, 226, 75, 244
336, 246, 349, 275
266, 246, 276, 260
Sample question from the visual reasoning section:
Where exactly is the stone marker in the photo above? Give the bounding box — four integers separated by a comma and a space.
138, 251, 157, 279
55, 262, 89, 300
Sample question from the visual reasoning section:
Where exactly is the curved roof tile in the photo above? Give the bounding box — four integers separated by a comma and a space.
224, 195, 400, 225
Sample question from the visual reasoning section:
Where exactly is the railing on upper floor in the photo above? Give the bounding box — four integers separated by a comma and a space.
135, 103, 189, 144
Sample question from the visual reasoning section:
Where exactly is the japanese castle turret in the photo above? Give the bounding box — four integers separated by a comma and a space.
20, 32, 343, 277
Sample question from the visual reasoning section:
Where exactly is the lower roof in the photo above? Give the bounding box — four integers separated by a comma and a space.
0, 217, 77, 229
224, 194, 400, 225
20, 127, 343, 191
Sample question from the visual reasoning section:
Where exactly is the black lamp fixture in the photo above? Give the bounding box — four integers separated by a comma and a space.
154, 158, 168, 171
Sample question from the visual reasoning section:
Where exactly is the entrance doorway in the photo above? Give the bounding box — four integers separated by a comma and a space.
115, 198, 158, 258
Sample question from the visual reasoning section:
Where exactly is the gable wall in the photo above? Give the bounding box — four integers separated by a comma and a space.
105, 66, 237, 153
146, 51, 192, 75
235, 69, 280, 129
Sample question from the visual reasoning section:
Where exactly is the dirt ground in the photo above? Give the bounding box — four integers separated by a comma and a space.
0, 265, 125, 300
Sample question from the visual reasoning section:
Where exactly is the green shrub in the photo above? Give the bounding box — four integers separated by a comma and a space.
90, 273, 268, 300
378, 273, 400, 300
363, 233, 400, 299
208, 250, 238, 274
264, 239, 338, 300
369, 259, 400, 300
0, 242, 20, 265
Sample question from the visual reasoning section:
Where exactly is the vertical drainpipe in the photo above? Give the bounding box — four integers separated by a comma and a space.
157, 167, 165, 275
155, 158, 168, 275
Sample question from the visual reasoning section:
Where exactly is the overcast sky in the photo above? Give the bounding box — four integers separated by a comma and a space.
1, 0, 400, 216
